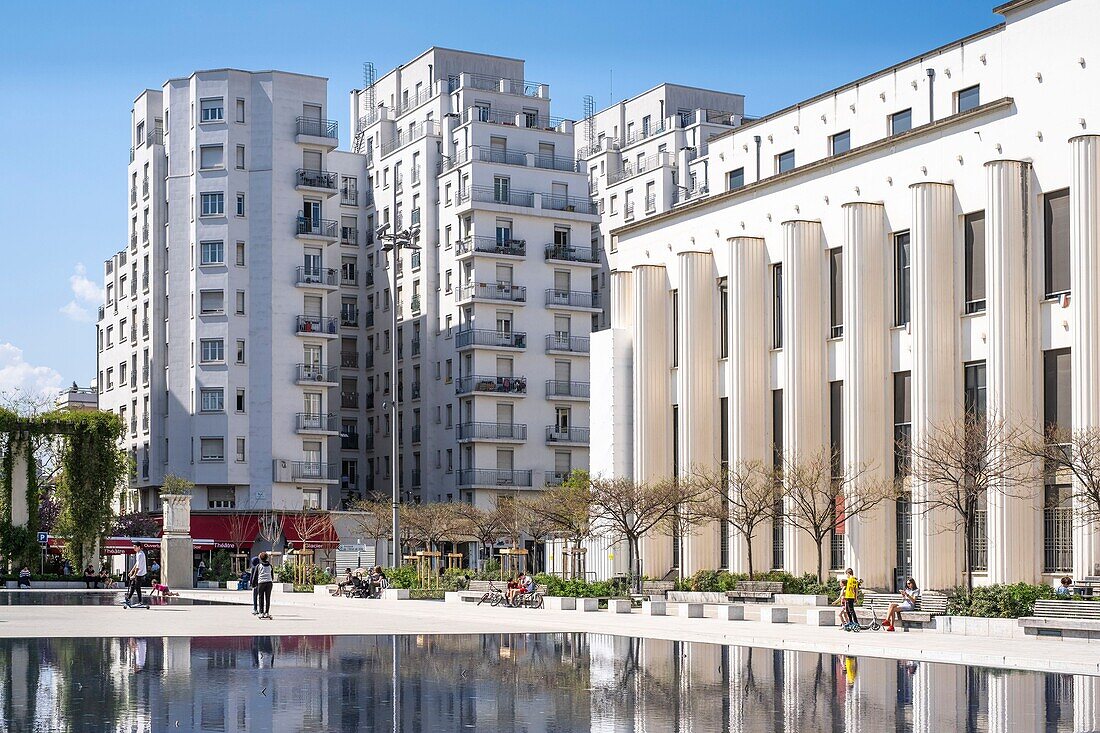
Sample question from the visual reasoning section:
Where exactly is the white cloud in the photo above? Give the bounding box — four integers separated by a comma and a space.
60, 262, 102, 323
0, 343, 64, 400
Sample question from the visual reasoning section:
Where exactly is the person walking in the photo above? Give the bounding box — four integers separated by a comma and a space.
249, 556, 261, 615
255, 552, 274, 619
125, 542, 148, 607
834, 567, 862, 631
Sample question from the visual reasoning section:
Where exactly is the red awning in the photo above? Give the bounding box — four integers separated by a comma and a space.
189, 514, 259, 550
46, 537, 150, 556
280, 514, 339, 549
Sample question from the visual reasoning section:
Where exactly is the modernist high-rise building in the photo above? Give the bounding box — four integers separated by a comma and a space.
592, 0, 1100, 589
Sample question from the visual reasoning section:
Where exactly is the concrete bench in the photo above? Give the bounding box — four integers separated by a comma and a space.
544, 596, 576, 611
381, 588, 409, 600
760, 606, 788, 623
609, 599, 632, 614
667, 591, 730, 604
728, 580, 784, 602
641, 600, 666, 616
679, 602, 704, 618
705, 603, 744, 620
806, 607, 838, 626
575, 597, 598, 612
1019, 600, 1100, 638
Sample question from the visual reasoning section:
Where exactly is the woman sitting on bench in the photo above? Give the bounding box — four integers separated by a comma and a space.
884, 577, 920, 631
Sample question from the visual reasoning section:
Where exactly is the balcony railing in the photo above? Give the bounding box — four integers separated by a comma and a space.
142, 176, 149, 198
534, 153, 579, 172
545, 289, 599, 309
296, 413, 339, 432
457, 282, 527, 303
341, 391, 359, 409
457, 236, 526, 258
450, 73, 543, 96
341, 432, 359, 450
544, 470, 571, 487
456, 329, 527, 349
341, 269, 358, 286
456, 422, 528, 441
296, 116, 338, 139
546, 426, 590, 443
296, 266, 338, 287
296, 315, 338, 335
477, 147, 527, 167
365, 310, 375, 328
290, 461, 339, 481
470, 185, 534, 208
411, 338, 421, 356
130, 187, 137, 206
142, 365, 149, 384
142, 319, 149, 338
341, 227, 358, 246
131, 233, 138, 250
463, 106, 564, 131
297, 363, 338, 383
410, 382, 421, 400
141, 414, 149, 431
411, 250, 421, 270
296, 217, 338, 239
545, 334, 590, 353
545, 380, 590, 398
340, 351, 358, 368
455, 375, 528, 395
366, 271, 375, 286
543, 194, 597, 215
624, 203, 635, 219
411, 425, 421, 444
457, 468, 533, 487
296, 168, 338, 190
380, 120, 436, 157
341, 307, 359, 327
545, 243, 599, 264
646, 194, 656, 212
398, 86, 434, 115
130, 419, 137, 435
341, 186, 358, 207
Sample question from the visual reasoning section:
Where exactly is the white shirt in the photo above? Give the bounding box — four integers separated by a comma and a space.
133, 550, 148, 577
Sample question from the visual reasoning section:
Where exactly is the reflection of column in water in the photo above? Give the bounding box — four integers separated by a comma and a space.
1075, 673, 1100, 732
681, 641, 722, 733
638, 638, 676, 733
725, 646, 746, 733
913, 661, 966, 733
987, 670, 1042, 733
845, 657, 896, 733
782, 650, 803, 732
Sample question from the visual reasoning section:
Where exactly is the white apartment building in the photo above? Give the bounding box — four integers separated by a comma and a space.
593, 0, 1100, 590
97, 69, 367, 515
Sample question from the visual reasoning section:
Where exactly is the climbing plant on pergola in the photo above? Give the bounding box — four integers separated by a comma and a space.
0, 408, 128, 569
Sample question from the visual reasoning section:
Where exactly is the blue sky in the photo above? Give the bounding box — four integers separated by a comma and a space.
0, 0, 997, 396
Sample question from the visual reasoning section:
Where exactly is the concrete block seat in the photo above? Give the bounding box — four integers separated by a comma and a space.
641, 600, 666, 616
760, 606, 788, 623
705, 603, 745, 620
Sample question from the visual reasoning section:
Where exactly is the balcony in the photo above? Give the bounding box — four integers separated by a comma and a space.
455, 375, 527, 396
450, 73, 545, 97
457, 282, 527, 304
340, 351, 358, 368
411, 338, 421, 356
296, 117, 339, 148
341, 391, 359, 409
477, 146, 527, 167
456, 236, 526, 259
295, 266, 338, 290
295, 168, 338, 195
546, 425, 590, 444
534, 153, 579, 172
545, 289, 600, 311
545, 334, 590, 354
296, 217, 339, 242
341, 432, 359, 450
545, 380, 590, 399
287, 461, 340, 483
457, 468, 533, 488
456, 329, 527, 351
296, 363, 338, 385
462, 106, 564, 132
340, 307, 359, 327
296, 413, 340, 434
380, 120, 436, 157
469, 185, 534, 208
543, 194, 597, 215
295, 315, 339, 337
456, 422, 528, 442
544, 243, 600, 266
341, 227, 358, 246
544, 470, 571, 487
411, 425, 421, 444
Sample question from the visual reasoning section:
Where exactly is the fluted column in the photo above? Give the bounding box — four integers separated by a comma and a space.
1074, 674, 1100, 733
609, 269, 634, 331
841, 202, 892, 587
678, 251, 720, 574
1071, 135, 1100, 579
728, 237, 770, 575
633, 264, 673, 577
781, 220, 826, 575
910, 182, 960, 591
985, 159, 1040, 584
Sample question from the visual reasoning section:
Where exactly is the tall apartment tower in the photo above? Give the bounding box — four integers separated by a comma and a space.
97, 69, 367, 514
349, 49, 599, 510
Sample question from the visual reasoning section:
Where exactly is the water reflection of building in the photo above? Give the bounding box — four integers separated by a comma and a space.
1, 634, 1097, 731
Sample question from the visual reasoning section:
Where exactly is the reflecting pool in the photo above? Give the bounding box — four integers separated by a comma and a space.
0, 591, 228, 606
0, 634, 1095, 732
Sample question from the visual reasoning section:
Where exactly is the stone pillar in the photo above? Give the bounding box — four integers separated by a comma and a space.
781, 220, 827, 575
841, 202, 892, 587
633, 264, 673, 577
985, 159, 1040, 584
727, 237, 770, 575
160, 493, 193, 590
9, 437, 30, 527
910, 182, 960, 591
1071, 135, 1100, 579
677, 251, 719, 575
609, 269, 634, 331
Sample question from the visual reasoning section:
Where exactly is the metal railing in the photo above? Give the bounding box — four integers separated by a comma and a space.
545, 471, 571, 487
142, 319, 149, 338
295, 266, 338, 287
456, 422, 528, 441
470, 185, 535, 208
141, 414, 149, 432
340, 306, 359, 327
131, 187, 137, 206
341, 269, 358, 286
624, 203, 635, 219
411, 425, 421, 444
296, 168, 338, 190
545, 380, 590, 398
296, 413, 340, 432
411, 294, 421, 313
341, 391, 359, 409
365, 310, 375, 328
340, 351, 358, 368
290, 461, 339, 481
456, 329, 527, 349
397, 86, 434, 116
411, 338, 421, 356
477, 147, 527, 166
297, 363, 338, 383
457, 282, 527, 303
366, 271, 374, 286
457, 236, 526, 257
969, 510, 988, 573
450, 73, 543, 96
296, 315, 338, 335
646, 194, 656, 212
341, 186, 358, 207
296, 116, 338, 139
380, 121, 435, 157
341, 432, 359, 450
542, 194, 597, 215
296, 217, 338, 239
545, 289, 599, 308
464, 106, 564, 130
545, 334, 589, 353
534, 153, 579, 172
455, 375, 528, 395
621, 124, 668, 148
546, 426, 590, 443
1044, 505, 1073, 572
131, 233, 138, 250
341, 227, 358, 246
456, 468, 533, 487
142, 364, 149, 384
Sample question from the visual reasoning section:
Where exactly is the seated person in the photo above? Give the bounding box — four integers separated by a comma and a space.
17, 567, 31, 588
372, 568, 389, 598
521, 573, 536, 595
333, 568, 354, 596
884, 577, 921, 631
505, 574, 521, 605
1056, 575, 1074, 597
237, 570, 251, 591
83, 564, 100, 589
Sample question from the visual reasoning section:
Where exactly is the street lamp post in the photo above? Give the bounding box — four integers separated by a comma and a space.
376, 223, 419, 568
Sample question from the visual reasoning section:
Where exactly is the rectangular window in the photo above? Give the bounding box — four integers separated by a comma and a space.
894, 371, 912, 478
1045, 189, 1071, 298
199, 290, 224, 314
200, 241, 224, 265
200, 192, 224, 216
235, 145, 245, 170
957, 85, 980, 113
772, 264, 783, 348
964, 361, 987, 421
236, 340, 245, 364
890, 109, 912, 135
727, 167, 744, 190
236, 389, 246, 413
771, 389, 784, 570
964, 211, 986, 313
200, 98, 224, 123
671, 290, 679, 367
235, 241, 246, 266
236, 193, 245, 217
894, 231, 911, 326
200, 388, 224, 413
199, 145, 223, 169
1044, 484, 1073, 573
776, 150, 795, 174
719, 281, 729, 358
200, 437, 224, 462
235, 290, 245, 315
200, 339, 224, 363
1043, 348, 1072, 439
829, 248, 843, 337
831, 130, 851, 155
236, 438, 246, 462
235, 98, 245, 123
830, 380, 845, 570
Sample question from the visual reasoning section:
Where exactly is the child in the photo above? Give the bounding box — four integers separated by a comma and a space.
834, 568, 862, 631
150, 580, 179, 598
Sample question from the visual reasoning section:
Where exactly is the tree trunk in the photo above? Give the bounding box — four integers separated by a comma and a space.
629, 535, 641, 593
746, 537, 755, 581
815, 536, 825, 584
964, 513, 974, 593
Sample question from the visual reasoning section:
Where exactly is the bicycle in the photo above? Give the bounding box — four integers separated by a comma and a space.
477, 580, 507, 607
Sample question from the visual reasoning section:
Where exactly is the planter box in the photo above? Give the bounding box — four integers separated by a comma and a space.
806, 607, 838, 626
641, 600, 666, 616
774, 594, 828, 606
544, 596, 577, 611
706, 603, 745, 620
936, 615, 1024, 638
381, 588, 410, 600
196, 581, 222, 589
667, 591, 728, 604
608, 599, 632, 614
760, 606, 788, 623
272, 583, 296, 593
575, 597, 598, 612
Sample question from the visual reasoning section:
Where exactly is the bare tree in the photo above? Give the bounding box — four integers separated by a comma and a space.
257, 510, 282, 551
775, 449, 897, 583
907, 411, 1036, 591
403, 502, 467, 555
454, 503, 501, 571
1017, 425, 1100, 528
522, 475, 594, 579
692, 460, 777, 580
494, 493, 530, 550
224, 510, 258, 563
288, 509, 330, 551
347, 498, 392, 556
589, 475, 705, 592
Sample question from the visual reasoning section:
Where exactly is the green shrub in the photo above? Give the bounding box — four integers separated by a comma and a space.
672, 569, 842, 598
534, 573, 627, 598
947, 583, 1058, 618
383, 564, 420, 589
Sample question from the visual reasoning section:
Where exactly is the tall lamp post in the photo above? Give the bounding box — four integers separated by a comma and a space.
376, 222, 419, 568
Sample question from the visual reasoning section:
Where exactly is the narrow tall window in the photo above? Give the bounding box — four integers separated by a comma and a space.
771, 389, 784, 570
719, 395, 729, 569
1044, 189, 1071, 298
772, 264, 783, 348
670, 290, 679, 367
964, 361, 987, 421
890, 108, 913, 135
829, 380, 844, 570
964, 212, 986, 313
829, 248, 843, 338
719, 280, 729, 358
894, 231, 911, 326
893, 372, 912, 479
1043, 348, 1072, 440
956, 85, 980, 113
